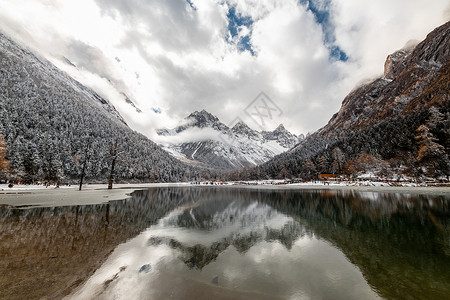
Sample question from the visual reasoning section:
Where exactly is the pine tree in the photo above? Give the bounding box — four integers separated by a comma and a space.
426, 106, 444, 129
8, 137, 25, 182
332, 147, 345, 174
416, 125, 445, 160
318, 155, 328, 174
278, 167, 289, 179
302, 159, 316, 180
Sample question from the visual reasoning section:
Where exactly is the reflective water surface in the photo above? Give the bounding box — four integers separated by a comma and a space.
1, 188, 449, 300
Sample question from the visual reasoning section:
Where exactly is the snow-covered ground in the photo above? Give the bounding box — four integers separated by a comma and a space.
0, 179, 443, 193
0, 184, 75, 191
292, 180, 419, 187
190, 180, 421, 187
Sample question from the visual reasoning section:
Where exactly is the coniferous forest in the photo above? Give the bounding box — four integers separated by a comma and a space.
0, 33, 208, 184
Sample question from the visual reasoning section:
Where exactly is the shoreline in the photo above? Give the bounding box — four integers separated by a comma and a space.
0, 182, 449, 208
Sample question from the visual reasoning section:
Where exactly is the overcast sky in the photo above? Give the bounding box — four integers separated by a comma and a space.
0, 0, 449, 140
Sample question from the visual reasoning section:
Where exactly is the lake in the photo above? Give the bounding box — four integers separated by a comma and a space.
0, 187, 449, 299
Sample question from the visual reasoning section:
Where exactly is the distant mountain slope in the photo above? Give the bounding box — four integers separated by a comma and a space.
157, 110, 303, 170
0, 32, 201, 183
249, 21, 450, 180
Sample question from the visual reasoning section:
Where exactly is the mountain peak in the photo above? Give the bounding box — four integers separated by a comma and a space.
173, 109, 227, 133
262, 124, 298, 148
189, 109, 212, 117
274, 124, 286, 132
157, 111, 301, 169
188, 109, 218, 123
232, 120, 260, 139
232, 120, 250, 130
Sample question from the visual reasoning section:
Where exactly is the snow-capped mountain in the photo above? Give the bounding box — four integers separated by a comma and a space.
262, 124, 303, 148
157, 110, 302, 169
0, 32, 200, 182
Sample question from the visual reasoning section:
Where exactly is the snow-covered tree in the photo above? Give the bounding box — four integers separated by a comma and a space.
416, 125, 445, 160
331, 147, 345, 174
302, 159, 316, 179
318, 155, 328, 174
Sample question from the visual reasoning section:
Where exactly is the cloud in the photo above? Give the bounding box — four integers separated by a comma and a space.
0, 0, 448, 140
446, 3, 450, 21
332, 0, 450, 77
155, 127, 225, 145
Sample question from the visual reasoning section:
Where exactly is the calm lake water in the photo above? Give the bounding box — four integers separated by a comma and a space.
0, 187, 449, 300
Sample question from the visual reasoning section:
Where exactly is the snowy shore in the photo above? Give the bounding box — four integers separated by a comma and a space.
0, 182, 448, 208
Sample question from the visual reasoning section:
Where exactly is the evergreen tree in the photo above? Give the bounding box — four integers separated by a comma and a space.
23, 142, 42, 183
331, 147, 345, 174
302, 159, 316, 180
318, 155, 328, 174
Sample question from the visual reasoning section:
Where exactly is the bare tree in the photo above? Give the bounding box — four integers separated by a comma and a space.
108, 139, 126, 189
78, 137, 92, 191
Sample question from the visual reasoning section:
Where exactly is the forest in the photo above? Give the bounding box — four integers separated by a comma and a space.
224, 106, 449, 182
0, 32, 210, 184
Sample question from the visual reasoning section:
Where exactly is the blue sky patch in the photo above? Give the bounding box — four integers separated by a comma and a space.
226, 5, 255, 56
330, 45, 348, 61
152, 107, 162, 114
299, 0, 348, 62
185, 0, 196, 10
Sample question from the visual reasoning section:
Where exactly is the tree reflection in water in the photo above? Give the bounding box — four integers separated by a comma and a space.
1, 187, 449, 300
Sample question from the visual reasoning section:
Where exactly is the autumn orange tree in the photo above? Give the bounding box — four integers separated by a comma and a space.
0, 131, 9, 179
415, 124, 448, 176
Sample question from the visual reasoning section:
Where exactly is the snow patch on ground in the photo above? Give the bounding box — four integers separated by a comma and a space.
190, 180, 424, 188
0, 184, 75, 191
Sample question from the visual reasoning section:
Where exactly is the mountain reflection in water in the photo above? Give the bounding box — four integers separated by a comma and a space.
0, 188, 449, 300
71, 188, 449, 300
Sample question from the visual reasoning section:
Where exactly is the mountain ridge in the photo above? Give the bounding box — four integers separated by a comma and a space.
237, 21, 450, 180
157, 110, 302, 170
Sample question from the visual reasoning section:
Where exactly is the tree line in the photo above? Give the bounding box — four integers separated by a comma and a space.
222, 106, 450, 182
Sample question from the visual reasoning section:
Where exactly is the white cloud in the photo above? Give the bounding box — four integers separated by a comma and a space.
0, 0, 448, 140
155, 126, 225, 145
332, 0, 450, 77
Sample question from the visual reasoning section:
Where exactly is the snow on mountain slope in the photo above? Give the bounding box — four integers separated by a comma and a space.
157, 110, 303, 170
0, 32, 200, 182
60, 55, 143, 114
0, 33, 127, 126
